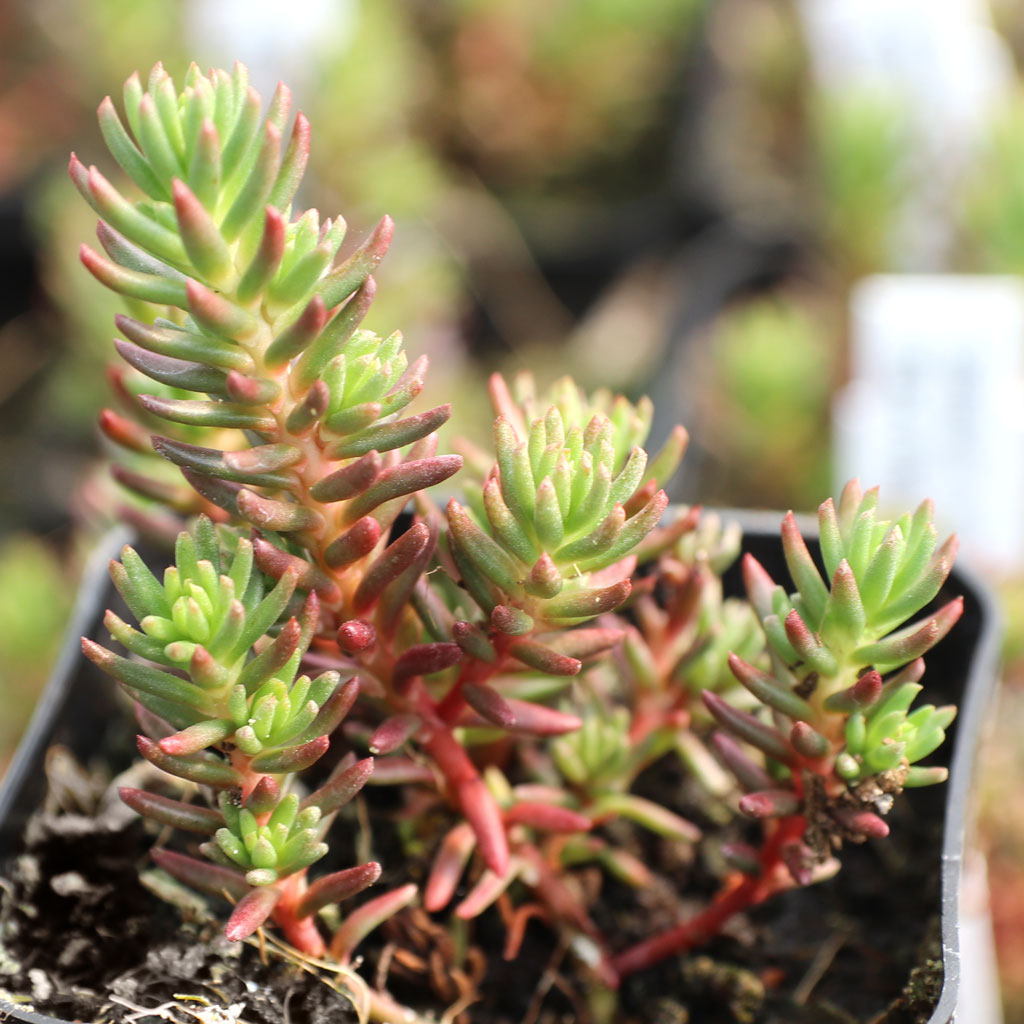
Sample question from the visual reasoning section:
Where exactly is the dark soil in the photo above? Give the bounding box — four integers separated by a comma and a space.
0, 803, 360, 1024
0, 745, 942, 1024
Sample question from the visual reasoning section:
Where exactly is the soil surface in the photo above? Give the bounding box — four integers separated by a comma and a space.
0, 744, 942, 1024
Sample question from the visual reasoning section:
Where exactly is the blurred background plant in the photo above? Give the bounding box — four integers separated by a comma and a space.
6, 0, 1024, 1015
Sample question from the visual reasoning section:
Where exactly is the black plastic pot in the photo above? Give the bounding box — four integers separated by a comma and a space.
0, 516, 1002, 1023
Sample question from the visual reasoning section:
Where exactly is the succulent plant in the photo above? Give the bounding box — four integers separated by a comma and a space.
614, 482, 961, 975
67, 60, 964, 1017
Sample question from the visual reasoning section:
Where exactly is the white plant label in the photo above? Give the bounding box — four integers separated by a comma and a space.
834, 275, 1024, 570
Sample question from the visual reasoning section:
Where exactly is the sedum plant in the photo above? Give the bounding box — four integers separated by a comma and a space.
71, 61, 964, 1018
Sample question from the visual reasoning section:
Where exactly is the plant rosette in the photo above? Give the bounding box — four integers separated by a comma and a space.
0, 61, 1004, 1024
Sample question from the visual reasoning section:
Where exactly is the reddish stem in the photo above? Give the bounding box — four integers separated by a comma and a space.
435, 633, 513, 725
271, 872, 326, 957
612, 814, 807, 978
418, 712, 510, 876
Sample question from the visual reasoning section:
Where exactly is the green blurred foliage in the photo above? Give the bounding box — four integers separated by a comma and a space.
698, 293, 837, 511
0, 534, 73, 765
418, 0, 706, 198
961, 89, 1024, 274
812, 88, 912, 279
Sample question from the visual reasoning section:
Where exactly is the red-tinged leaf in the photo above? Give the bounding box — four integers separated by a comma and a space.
184, 644, 227, 690
150, 848, 249, 900
269, 110, 311, 210
597, 844, 656, 888
523, 553, 562, 599
458, 773, 508, 877
296, 862, 381, 918
509, 639, 581, 677
487, 373, 526, 436
136, 735, 242, 788
186, 280, 259, 341
302, 756, 375, 815
223, 443, 303, 474
171, 178, 232, 285
309, 450, 382, 504
251, 535, 340, 602
295, 276, 377, 388
301, 677, 360, 741
133, 701, 175, 741
853, 597, 964, 671
80, 243, 189, 305
237, 616, 302, 692
119, 787, 223, 834
590, 792, 701, 842
110, 464, 196, 511
498, 698, 581, 736
581, 556, 636, 590
455, 859, 524, 920
852, 669, 883, 707
392, 642, 462, 695
180, 468, 242, 516
710, 732, 775, 793
220, 120, 282, 244
779, 839, 815, 886
738, 788, 801, 819
86, 165, 186, 266
504, 802, 591, 833
424, 822, 476, 912
783, 610, 839, 675
742, 553, 778, 621
490, 604, 534, 635
541, 627, 624, 660
250, 735, 329, 773
462, 683, 515, 728
452, 619, 495, 665
344, 457, 462, 526
153, 437, 289, 489
140, 394, 275, 431
82, 638, 210, 708
236, 489, 323, 533
543, 580, 632, 621
831, 805, 890, 838
318, 215, 394, 309
158, 718, 235, 756
245, 776, 281, 815
353, 523, 432, 614
727, 652, 814, 721
789, 722, 830, 759
225, 885, 282, 942
98, 408, 151, 453
720, 841, 763, 876
237, 205, 287, 304
369, 715, 421, 755
422, 724, 509, 876
781, 511, 828, 622
225, 370, 280, 406
363, 757, 435, 785
68, 151, 91, 200
328, 882, 418, 963
337, 619, 376, 654
323, 516, 382, 568
703, 692, 793, 765
326, 404, 452, 460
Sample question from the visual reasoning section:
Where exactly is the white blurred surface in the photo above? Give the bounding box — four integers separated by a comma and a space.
834, 276, 1024, 570
797, 0, 1014, 268
185, 0, 355, 100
